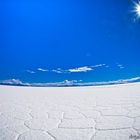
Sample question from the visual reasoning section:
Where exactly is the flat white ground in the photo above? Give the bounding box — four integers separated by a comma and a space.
0, 83, 140, 140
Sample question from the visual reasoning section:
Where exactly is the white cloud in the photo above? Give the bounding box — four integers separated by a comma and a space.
68, 66, 93, 73
0, 79, 23, 85
52, 64, 106, 74
116, 63, 124, 69
87, 77, 140, 85
31, 80, 83, 86
47, 80, 81, 86
67, 64, 106, 73
27, 64, 106, 74
0, 77, 140, 87
26, 70, 35, 74
52, 70, 62, 74
118, 77, 140, 83
37, 68, 48, 72
52, 68, 64, 74
92, 64, 106, 68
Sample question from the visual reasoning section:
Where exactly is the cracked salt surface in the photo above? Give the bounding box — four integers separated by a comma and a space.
17, 130, 55, 140
0, 82, 140, 140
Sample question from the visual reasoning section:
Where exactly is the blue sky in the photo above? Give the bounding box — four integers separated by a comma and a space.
0, 0, 140, 84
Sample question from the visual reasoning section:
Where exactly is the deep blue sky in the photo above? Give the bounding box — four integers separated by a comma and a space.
0, 0, 140, 83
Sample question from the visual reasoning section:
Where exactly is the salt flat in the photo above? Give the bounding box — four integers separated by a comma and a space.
0, 83, 140, 140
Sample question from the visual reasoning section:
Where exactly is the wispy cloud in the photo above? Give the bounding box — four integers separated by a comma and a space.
116, 63, 124, 69
86, 77, 140, 86
1, 77, 140, 87
48, 80, 82, 86
25, 64, 107, 74
68, 66, 93, 73
37, 68, 48, 72
51, 64, 106, 74
52, 68, 64, 74
26, 70, 36, 74
92, 64, 106, 68
0, 79, 23, 85
67, 64, 107, 73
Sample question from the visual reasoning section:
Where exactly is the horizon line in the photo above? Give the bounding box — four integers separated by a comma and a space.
0, 77, 140, 87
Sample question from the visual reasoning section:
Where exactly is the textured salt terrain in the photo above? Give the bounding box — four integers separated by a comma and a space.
0, 83, 140, 140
